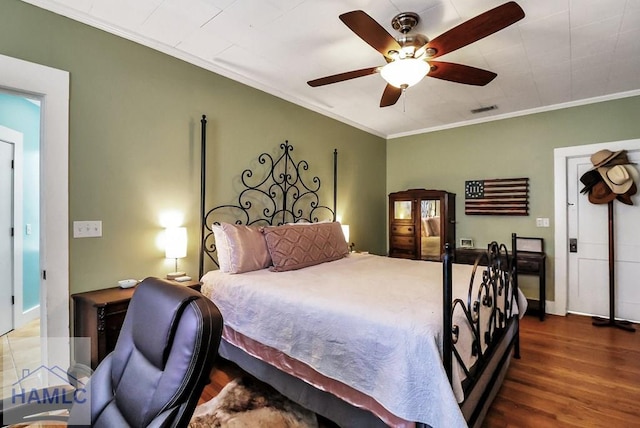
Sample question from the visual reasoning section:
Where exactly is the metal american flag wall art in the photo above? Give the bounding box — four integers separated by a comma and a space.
464, 177, 529, 215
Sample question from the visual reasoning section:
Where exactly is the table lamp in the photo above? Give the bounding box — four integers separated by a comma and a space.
165, 227, 188, 280
341, 224, 355, 252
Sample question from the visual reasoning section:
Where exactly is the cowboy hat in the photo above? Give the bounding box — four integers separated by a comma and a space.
597, 164, 639, 194
590, 149, 628, 169
617, 182, 636, 206
588, 181, 617, 204
579, 169, 601, 194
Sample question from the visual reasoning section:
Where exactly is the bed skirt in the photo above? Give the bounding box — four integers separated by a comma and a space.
218, 339, 394, 428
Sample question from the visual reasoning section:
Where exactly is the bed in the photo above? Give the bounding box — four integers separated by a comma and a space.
420, 216, 441, 259
420, 212, 443, 260
196, 126, 522, 427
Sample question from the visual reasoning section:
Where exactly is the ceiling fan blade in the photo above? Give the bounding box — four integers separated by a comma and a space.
339, 10, 401, 60
425, 1, 525, 59
380, 84, 402, 107
427, 61, 497, 86
307, 67, 380, 87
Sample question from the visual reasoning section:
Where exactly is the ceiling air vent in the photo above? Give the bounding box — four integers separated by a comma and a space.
470, 105, 498, 114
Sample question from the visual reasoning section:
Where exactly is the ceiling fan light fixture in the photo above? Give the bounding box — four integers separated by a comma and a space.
380, 58, 430, 88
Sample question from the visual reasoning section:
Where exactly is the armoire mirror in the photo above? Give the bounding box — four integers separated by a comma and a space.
419, 199, 441, 260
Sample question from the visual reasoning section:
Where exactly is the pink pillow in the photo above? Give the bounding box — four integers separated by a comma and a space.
262, 222, 349, 272
421, 218, 430, 237
427, 217, 440, 236
212, 223, 272, 274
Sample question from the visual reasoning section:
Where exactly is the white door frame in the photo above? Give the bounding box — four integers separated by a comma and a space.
0, 125, 26, 330
553, 138, 640, 316
0, 54, 69, 370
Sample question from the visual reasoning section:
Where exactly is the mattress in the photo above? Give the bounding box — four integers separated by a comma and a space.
201, 253, 524, 427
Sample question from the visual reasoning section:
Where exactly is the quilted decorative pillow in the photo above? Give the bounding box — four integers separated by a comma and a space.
212, 223, 272, 274
262, 222, 349, 272
421, 218, 430, 237
427, 216, 441, 236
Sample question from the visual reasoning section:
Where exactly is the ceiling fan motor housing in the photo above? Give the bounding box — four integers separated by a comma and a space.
392, 13, 430, 59
397, 34, 429, 58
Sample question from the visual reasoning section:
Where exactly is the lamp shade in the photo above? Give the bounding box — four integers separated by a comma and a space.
380, 58, 430, 88
341, 224, 350, 243
165, 227, 187, 259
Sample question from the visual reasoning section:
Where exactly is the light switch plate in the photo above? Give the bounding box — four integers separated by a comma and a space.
73, 221, 102, 238
536, 217, 550, 228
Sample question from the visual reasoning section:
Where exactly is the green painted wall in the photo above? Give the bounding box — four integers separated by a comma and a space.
387, 95, 640, 301
0, 0, 386, 293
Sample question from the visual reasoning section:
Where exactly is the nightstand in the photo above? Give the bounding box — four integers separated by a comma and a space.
71, 278, 201, 369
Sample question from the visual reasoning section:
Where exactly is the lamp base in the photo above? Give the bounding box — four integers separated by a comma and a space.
166, 271, 186, 280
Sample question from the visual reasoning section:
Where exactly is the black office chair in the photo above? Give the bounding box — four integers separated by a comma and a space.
2, 277, 223, 427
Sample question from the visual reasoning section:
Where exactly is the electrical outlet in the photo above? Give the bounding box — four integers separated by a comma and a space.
536, 218, 543, 227
73, 221, 102, 238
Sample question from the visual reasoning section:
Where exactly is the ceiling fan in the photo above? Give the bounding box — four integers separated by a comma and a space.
307, 2, 525, 107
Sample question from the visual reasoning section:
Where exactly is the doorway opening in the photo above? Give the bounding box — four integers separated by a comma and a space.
0, 93, 42, 397
0, 53, 69, 398
0, 93, 42, 334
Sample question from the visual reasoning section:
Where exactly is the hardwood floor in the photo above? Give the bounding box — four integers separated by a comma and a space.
484, 313, 640, 427
202, 314, 640, 427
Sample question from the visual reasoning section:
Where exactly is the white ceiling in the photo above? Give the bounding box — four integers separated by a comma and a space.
22, 0, 640, 138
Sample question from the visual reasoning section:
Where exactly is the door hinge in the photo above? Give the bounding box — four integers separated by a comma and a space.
11, 296, 14, 305
11, 159, 14, 169
10, 227, 14, 237
43, 270, 47, 280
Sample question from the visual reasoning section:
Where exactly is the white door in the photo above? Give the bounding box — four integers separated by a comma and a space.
567, 147, 640, 322
0, 140, 14, 335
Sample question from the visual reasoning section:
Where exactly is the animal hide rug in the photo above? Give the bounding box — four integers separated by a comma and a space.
189, 376, 319, 428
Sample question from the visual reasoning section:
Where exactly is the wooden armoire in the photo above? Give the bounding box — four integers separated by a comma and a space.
388, 189, 456, 261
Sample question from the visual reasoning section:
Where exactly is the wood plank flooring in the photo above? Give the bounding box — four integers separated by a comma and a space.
203, 314, 640, 427
484, 313, 640, 427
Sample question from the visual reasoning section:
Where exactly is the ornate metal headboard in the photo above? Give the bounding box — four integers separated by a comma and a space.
198, 116, 337, 277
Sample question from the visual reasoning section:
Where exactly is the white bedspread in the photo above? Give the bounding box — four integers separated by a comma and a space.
201, 253, 522, 427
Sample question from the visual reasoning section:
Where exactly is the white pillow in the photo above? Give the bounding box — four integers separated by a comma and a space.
212, 223, 271, 274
